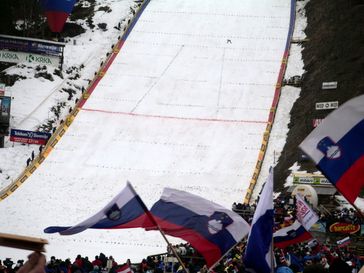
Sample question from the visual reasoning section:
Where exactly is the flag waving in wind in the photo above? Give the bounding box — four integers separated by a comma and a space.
295, 194, 319, 229
274, 220, 312, 249
116, 264, 133, 273
149, 188, 250, 268
244, 168, 274, 273
300, 95, 364, 203
44, 182, 154, 235
274, 194, 319, 248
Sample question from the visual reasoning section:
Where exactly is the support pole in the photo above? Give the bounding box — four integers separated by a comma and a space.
128, 182, 189, 273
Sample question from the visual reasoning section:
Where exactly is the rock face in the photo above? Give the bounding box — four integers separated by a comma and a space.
274, 0, 364, 192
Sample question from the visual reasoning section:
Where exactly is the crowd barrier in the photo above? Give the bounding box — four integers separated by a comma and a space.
244, 0, 297, 204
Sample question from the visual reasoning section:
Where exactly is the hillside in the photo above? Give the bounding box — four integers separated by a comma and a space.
274, 0, 364, 192
0, 0, 363, 197
0, 0, 292, 261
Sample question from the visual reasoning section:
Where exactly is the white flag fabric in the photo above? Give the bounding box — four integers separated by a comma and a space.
149, 188, 250, 268
244, 169, 274, 273
295, 194, 319, 230
44, 182, 153, 235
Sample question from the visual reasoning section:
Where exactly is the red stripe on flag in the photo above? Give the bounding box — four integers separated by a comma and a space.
116, 264, 132, 273
336, 155, 364, 203
45, 11, 69, 32
150, 215, 222, 267
106, 214, 154, 229
274, 231, 312, 249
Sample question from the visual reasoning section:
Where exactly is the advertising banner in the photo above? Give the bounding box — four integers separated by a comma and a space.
10, 129, 51, 145
315, 101, 339, 110
0, 96, 11, 124
0, 50, 60, 67
329, 222, 361, 235
322, 82, 338, 90
293, 173, 331, 185
0, 35, 64, 56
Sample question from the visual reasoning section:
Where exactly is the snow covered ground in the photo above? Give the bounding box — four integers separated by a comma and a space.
0, 0, 137, 187
0, 0, 295, 263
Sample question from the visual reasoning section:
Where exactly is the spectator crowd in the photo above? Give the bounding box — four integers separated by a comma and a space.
1, 193, 363, 273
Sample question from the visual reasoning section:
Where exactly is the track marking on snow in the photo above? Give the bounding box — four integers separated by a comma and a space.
156, 102, 270, 111
130, 45, 185, 113
133, 30, 286, 41
127, 40, 285, 52
216, 47, 226, 112
146, 10, 289, 19
80, 107, 267, 124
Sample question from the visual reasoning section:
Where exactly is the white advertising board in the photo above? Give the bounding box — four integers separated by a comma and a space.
315, 101, 339, 110
322, 81, 338, 90
0, 50, 60, 67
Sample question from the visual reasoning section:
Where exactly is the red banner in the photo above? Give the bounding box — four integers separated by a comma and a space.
329, 222, 360, 234
9, 136, 48, 145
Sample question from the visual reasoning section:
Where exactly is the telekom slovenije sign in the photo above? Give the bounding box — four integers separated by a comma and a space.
10, 129, 51, 145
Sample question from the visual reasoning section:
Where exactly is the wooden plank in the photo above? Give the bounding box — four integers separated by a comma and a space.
0, 233, 48, 252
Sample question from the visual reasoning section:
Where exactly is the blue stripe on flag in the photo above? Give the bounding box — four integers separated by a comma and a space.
41, 0, 77, 13
317, 119, 364, 184
244, 209, 274, 273
151, 200, 237, 254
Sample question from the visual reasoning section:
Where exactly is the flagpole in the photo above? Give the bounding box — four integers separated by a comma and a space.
351, 203, 364, 219
127, 182, 189, 273
271, 231, 275, 273
152, 224, 189, 273
207, 236, 248, 273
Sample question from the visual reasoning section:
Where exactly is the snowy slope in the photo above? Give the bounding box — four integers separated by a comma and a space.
0, 0, 137, 188
0, 0, 291, 262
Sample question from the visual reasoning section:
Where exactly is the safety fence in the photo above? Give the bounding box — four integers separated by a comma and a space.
244, 0, 297, 204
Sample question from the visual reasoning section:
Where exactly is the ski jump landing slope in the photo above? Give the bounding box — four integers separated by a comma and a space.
0, 0, 291, 261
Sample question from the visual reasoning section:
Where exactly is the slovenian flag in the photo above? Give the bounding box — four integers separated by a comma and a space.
274, 193, 319, 248
149, 188, 250, 268
40, 0, 77, 32
116, 264, 133, 273
244, 168, 274, 273
337, 236, 351, 248
295, 193, 319, 229
274, 220, 312, 248
300, 95, 364, 203
44, 182, 154, 235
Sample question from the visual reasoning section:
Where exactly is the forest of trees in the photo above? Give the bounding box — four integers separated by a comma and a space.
0, 1, 45, 37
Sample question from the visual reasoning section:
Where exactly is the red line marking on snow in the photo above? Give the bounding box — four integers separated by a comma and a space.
80, 107, 268, 124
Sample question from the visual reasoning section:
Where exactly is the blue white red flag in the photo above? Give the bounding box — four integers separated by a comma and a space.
149, 188, 250, 268
116, 264, 133, 273
44, 182, 153, 235
40, 0, 77, 32
299, 95, 364, 203
244, 169, 274, 273
274, 220, 312, 249
274, 194, 318, 248
295, 194, 319, 230
337, 236, 351, 248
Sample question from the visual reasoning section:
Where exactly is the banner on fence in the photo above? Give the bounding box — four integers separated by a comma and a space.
10, 129, 51, 145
